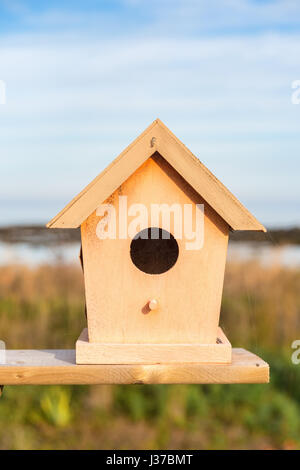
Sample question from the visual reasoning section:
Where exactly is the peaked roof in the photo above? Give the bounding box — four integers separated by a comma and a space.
47, 119, 266, 231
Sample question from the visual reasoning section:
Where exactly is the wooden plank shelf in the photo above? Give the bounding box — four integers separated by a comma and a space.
0, 348, 269, 385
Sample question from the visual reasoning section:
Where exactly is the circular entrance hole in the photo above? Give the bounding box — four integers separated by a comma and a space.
130, 227, 179, 275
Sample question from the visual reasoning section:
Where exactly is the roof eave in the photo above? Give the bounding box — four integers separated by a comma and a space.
47, 119, 266, 233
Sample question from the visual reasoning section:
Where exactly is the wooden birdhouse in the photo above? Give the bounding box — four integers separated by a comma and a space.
47, 119, 266, 366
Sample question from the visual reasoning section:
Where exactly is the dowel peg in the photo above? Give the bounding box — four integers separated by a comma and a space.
149, 299, 158, 311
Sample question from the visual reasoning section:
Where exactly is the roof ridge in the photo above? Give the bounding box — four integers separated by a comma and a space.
47, 119, 266, 232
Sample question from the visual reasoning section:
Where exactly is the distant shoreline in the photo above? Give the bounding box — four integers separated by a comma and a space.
0, 225, 300, 246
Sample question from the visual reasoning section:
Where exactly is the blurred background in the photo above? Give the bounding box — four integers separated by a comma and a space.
0, 0, 300, 450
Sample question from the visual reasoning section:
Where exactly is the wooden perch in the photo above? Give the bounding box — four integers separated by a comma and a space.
0, 348, 269, 385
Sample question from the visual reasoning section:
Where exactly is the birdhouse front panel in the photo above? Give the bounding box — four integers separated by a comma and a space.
47, 119, 266, 365
81, 152, 229, 346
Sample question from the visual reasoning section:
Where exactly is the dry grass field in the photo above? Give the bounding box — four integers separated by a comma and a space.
0, 258, 299, 449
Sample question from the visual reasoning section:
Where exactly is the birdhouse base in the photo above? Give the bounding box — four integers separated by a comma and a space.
75, 327, 232, 365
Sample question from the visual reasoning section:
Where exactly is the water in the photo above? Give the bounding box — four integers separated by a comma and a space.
0, 240, 299, 268
228, 242, 300, 267
0, 241, 80, 266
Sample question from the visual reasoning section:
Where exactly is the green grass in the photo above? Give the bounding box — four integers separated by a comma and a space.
0, 261, 299, 449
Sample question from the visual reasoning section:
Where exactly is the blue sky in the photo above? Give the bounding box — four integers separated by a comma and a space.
0, 0, 300, 227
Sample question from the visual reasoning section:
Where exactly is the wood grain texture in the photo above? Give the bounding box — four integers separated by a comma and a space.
0, 348, 269, 384
82, 156, 229, 345
76, 328, 232, 364
47, 119, 265, 231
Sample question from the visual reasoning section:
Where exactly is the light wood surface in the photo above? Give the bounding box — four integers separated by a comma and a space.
82, 156, 229, 345
47, 119, 265, 231
76, 328, 232, 365
149, 299, 158, 311
0, 348, 269, 385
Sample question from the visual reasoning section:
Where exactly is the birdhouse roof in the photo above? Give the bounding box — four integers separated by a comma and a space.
47, 119, 266, 231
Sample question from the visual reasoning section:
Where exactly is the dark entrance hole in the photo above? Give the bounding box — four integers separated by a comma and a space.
130, 227, 179, 275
